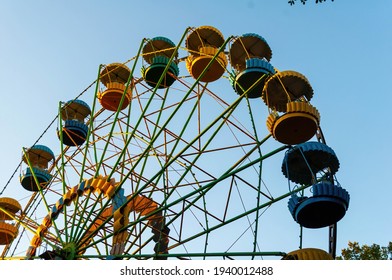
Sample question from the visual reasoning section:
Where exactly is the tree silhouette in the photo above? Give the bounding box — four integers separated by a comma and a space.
288, 0, 334, 5
337, 241, 392, 260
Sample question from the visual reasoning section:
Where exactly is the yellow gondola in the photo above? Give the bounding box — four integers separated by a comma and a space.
267, 101, 320, 145
0, 222, 18, 245
283, 248, 333, 260
185, 26, 227, 82
262, 70, 314, 112
98, 63, 133, 111
100, 63, 131, 86
0, 197, 21, 220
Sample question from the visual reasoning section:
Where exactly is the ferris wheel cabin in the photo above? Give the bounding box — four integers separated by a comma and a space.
229, 33, 274, 98
98, 63, 133, 111
141, 37, 179, 89
0, 198, 21, 245
185, 26, 228, 83
288, 181, 350, 229
20, 145, 55, 192
59, 99, 91, 146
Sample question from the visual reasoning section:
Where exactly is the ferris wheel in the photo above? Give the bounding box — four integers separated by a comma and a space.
0, 26, 349, 260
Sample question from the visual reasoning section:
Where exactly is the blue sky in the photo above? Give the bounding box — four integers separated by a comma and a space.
0, 0, 391, 258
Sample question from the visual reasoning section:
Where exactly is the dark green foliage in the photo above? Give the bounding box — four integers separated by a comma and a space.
288, 0, 334, 5
337, 241, 392, 260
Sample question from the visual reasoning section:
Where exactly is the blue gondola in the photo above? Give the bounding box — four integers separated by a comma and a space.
282, 141, 340, 185
20, 145, 54, 192
59, 100, 91, 146
288, 181, 350, 228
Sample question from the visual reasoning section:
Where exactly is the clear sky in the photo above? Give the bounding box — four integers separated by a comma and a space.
0, 0, 391, 259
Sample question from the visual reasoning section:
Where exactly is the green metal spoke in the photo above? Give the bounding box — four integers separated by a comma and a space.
80, 251, 286, 260
57, 101, 70, 244
94, 40, 145, 177
80, 64, 101, 181
166, 180, 309, 254
244, 97, 264, 259
82, 141, 285, 255
75, 34, 234, 250
21, 148, 65, 248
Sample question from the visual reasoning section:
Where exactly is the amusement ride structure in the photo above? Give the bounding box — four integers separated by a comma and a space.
0, 26, 349, 260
